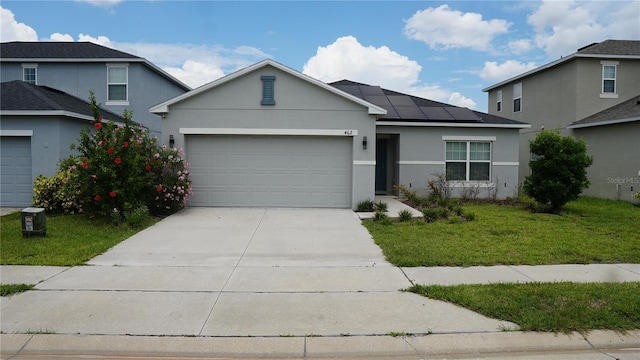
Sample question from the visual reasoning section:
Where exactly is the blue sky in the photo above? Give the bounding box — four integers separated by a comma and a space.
2, 1, 639, 112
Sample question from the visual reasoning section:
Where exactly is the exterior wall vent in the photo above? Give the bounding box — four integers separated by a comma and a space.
261, 75, 276, 105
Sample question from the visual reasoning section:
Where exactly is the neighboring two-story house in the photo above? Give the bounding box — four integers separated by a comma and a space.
0, 41, 191, 137
0, 41, 191, 207
483, 40, 640, 201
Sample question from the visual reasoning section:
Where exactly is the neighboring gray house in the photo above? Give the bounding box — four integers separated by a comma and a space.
483, 40, 640, 200
0, 41, 191, 137
567, 95, 640, 200
151, 60, 529, 208
0, 81, 125, 206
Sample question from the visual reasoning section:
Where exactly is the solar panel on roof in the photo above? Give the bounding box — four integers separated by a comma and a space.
359, 85, 385, 96
387, 95, 416, 107
420, 107, 455, 121
444, 107, 482, 121
333, 85, 362, 97
363, 95, 392, 106
394, 106, 427, 120
379, 105, 401, 119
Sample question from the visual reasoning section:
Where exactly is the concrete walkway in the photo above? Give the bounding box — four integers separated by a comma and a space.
1, 204, 639, 359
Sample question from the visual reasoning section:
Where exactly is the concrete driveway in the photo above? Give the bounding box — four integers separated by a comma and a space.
2, 208, 515, 337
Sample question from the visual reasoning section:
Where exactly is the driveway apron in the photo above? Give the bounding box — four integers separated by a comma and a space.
1, 208, 515, 336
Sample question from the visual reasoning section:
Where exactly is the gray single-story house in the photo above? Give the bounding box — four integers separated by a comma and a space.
151, 60, 529, 208
0, 80, 125, 206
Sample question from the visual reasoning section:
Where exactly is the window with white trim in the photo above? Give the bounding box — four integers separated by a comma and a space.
602, 64, 616, 94
513, 83, 522, 112
22, 64, 37, 84
107, 65, 128, 102
496, 90, 502, 112
445, 141, 491, 181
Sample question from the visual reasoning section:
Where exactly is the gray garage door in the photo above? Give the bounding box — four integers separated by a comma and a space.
1, 137, 33, 207
187, 135, 352, 208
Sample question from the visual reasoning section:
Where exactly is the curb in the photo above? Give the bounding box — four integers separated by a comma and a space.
2, 330, 639, 359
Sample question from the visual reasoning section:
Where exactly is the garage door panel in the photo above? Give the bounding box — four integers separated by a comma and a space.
186, 135, 352, 208
1, 137, 33, 207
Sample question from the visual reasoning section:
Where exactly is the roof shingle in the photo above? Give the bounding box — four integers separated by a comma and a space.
0, 41, 140, 59
1, 80, 125, 122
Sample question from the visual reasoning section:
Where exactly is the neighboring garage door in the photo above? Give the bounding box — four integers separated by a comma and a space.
1, 137, 33, 207
187, 135, 352, 208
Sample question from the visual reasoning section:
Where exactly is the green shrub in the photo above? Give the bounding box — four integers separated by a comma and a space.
422, 208, 438, 223
437, 208, 450, 220
394, 184, 421, 206
60, 92, 192, 223
375, 201, 388, 212
373, 210, 388, 222
398, 209, 413, 222
32, 162, 80, 214
454, 207, 464, 216
524, 130, 592, 213
125, 205, 150, 227
464, 211, 476, 222
356, 199, 375, 212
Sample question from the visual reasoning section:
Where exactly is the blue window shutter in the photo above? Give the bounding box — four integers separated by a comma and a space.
261, 75, 276, 105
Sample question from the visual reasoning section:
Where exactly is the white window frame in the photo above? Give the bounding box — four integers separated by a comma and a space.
22, 63, 37, 85
600, 61, 618, 99
443, 137, 493, 183
106, 63, 129, 105
496, 90, 502, 112
513, 83, 522, 113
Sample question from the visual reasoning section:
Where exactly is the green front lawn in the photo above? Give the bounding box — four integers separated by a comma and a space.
409, 282, 640, 333
365, 197, 640, 267
1, 212, 157, 266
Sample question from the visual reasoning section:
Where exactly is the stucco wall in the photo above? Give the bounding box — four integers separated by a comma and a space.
376, 126, 521, 199
160, 65, 378, 208
571, 121, 640, 201
1, 115, 91, 185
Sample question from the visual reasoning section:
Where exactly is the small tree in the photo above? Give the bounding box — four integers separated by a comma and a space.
524, 130, 593, 213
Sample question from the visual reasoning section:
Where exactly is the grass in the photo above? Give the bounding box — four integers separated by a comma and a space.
408, 282, 640, 333
1, 284, 34, 296
364, 197, 640, 267
1, 212, 157, 266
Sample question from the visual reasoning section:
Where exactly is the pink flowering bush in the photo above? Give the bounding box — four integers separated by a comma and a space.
39, 92, 192, 223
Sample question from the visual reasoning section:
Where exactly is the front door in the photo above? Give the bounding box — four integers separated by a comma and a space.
375, 138, 387, 193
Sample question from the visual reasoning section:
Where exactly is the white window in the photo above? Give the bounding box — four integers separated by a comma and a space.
22, 64, 37, 84
496, 90, 502, 112
107, 64, 128, 104
445, 141, 491, 181
601, 61, 618, 98
513, 83, 522, 112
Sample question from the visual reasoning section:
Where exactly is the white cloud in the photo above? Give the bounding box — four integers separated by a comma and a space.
448, 92, 477, 109
303, 36, 477, 109
479, 60, 538, 82
162, 60, 225, 89
48, 33, 74, 42
303, 36, 421, 90
528, 0, 606, 58
0, 6, 37, 42
404, 4, 510, 51
78, 33, 115, 47
508, 39, 533, 54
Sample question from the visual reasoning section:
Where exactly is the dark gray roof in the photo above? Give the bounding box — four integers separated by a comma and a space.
0, 41, 141, 59
1, 80, 125, 122
568, 95, 640, 128
330, 80, 527, 126
577, 40, 640, 56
